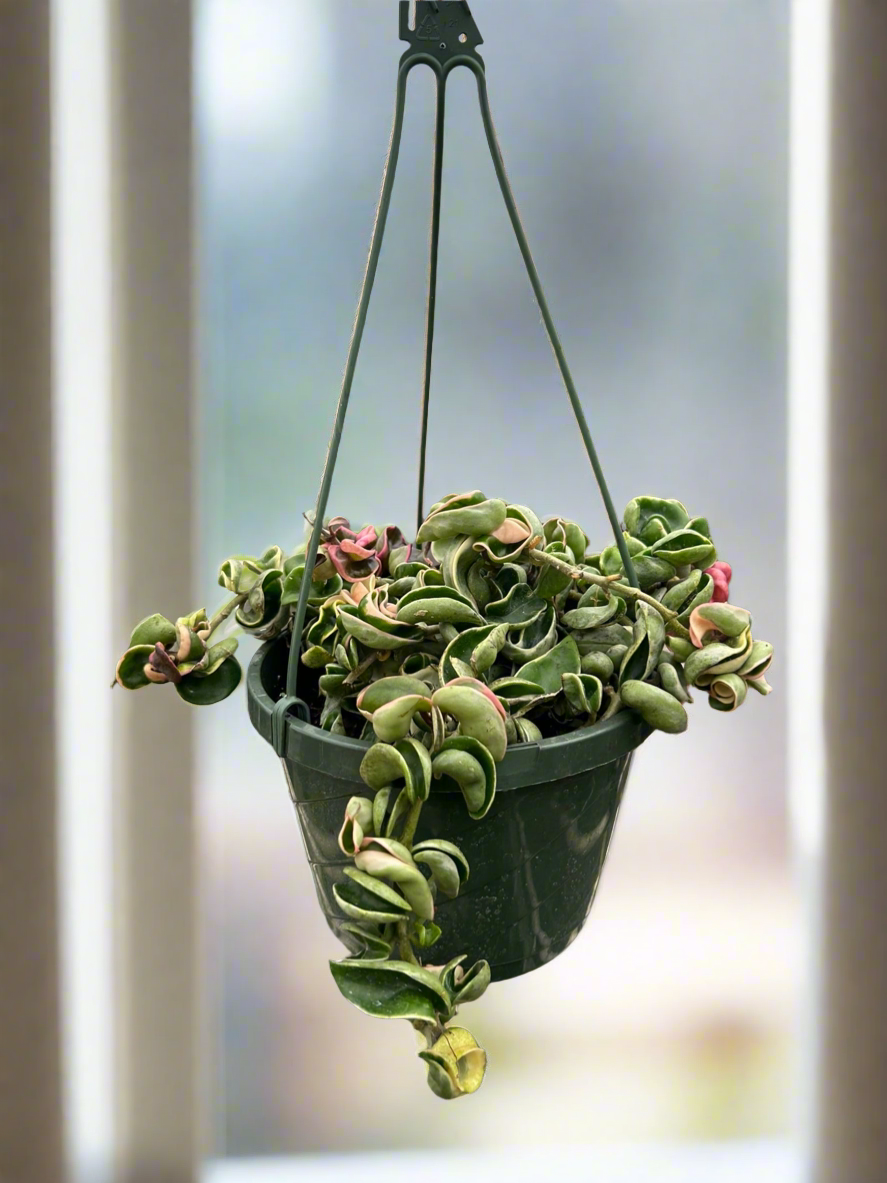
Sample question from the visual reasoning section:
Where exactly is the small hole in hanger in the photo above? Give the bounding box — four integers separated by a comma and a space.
459, 33, 468, 44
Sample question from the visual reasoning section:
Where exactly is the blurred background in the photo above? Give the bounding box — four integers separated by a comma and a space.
195, 0, 792, 1158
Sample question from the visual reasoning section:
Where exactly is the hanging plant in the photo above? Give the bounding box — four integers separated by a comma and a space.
115, 491, 773, 1099
115, 0, 776, 1107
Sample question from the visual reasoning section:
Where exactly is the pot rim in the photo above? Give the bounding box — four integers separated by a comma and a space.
247, 637, 652, 792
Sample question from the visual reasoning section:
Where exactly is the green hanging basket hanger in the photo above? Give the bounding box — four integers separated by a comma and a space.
271, 0, 639, 755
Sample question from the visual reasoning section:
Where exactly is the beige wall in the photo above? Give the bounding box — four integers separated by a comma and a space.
815, 4, 887, 1181
0, 3, 66, 1182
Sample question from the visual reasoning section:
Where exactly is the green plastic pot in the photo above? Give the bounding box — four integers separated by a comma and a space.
247, 635, 652, 982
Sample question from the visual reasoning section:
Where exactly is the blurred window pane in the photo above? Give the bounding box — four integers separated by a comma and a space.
196, 0, 790, 1157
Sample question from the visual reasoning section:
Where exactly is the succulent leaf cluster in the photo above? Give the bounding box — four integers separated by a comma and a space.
115, 492, 773, 1098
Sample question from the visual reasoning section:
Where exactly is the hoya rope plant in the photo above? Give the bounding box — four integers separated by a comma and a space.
115, 492, 773, 1099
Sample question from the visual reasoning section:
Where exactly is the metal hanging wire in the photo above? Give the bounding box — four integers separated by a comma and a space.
271, 1, 639, 754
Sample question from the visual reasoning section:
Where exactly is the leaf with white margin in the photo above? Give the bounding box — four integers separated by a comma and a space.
330, 959, 453, 1022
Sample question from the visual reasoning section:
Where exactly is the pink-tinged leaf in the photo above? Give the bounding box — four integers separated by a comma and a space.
143, 665, 170, 685
326, 516, 356, 540
339, 539, 376, 559
704, 561, 732, 602
149, 642, 182, 683
371, 694, 433, 742
354, 838, 435, 920
354, 525, 379, 549
491, 518, 531, 545
427, 490, 486, 516
362, 595, 398, 624
357, 835, 407, 863
338, 797, 374, 857
324, 544, 382, 583
709, 573, 730, 603
707, 560, 733, 582
356, 676, 433, 718
443, 676, 507, 722
689, 602, 752, 648
349, 580, 372, 605
374, 525, 406, 572
691, 611, 718, 648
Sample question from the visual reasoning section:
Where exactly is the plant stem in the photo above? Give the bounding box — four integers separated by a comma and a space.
390, 800, 426, 966
400, 798, 423, 850
601, 689, 623, 721
411, 1019, 438, 1047
397, 919, 419, 965
528, 546, 618, 584
528, 547, 686, 631
587, 574, 679, 625
343, 650, 379, 686
666, 619, 692, 641
206, 594, 247, 640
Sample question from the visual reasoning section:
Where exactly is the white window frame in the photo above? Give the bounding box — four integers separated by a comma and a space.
52, 1, 199, 1180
